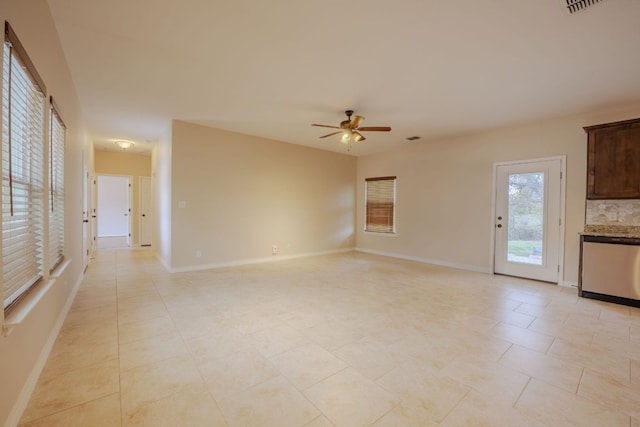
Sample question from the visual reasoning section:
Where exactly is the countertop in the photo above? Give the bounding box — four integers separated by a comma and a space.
581, 224, 640, 238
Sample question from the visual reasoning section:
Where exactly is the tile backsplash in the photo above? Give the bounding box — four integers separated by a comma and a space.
586, 199, 640, 225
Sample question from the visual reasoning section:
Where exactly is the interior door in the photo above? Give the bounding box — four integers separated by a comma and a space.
97, 175, 131, 246
139, 176, 152, 246
494, 158, 564, 283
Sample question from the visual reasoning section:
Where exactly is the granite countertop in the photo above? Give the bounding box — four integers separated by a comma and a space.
581, 224, 640, 238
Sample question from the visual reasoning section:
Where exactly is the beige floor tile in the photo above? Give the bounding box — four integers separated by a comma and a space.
304, 368, 399, 427
118, 330, 189, 371
217, 376, 319, 427
528, 316, 595, 346
439, 357, 531, 406
498, 344, 583, 393
516, 378, 630, 426
117, 313, 178, 344
122, 384, 227, 427
117, 301, 170, 325
506, 290, 552, 306
302, 320, 365, 351
185, 330, 252, 364
441, 390, 545, 427
303, 415, 336, 427
491, 321, 555, 353
549, 338, 630, 383
578, 369, 640, 418
245, 323, 310, 358
376, 361, 469, 423
565, 313, 631, 340
591, 331, 640, 360
19, 393, 121, 427
119, 354, 204, 418
514, 302, 571, 322
479, 307, 535, 329
21, 359, 120, 423
371, 403, 439, 427
20, 249, 640, 426
199, 347, 280, 400
334, 337, 399, 381
268, 343, 348, 390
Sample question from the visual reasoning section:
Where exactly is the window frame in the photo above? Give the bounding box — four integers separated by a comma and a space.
364, 176, 397, 234
49, 96, 65, 272
2, 21, 48, 315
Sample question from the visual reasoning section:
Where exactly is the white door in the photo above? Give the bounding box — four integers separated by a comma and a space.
97, 175, 131, 245
139, 176, 152, 246
494, 158, 564, 283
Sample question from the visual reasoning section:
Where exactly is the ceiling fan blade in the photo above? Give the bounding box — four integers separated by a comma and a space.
353, 131, 365, 142
358, 126, 391, 132
319, 131, 343, 138
349, 115, 365, 129
312, 124, 341, 129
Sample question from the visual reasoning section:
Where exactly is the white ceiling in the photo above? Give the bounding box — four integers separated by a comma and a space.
47, 0, 640, 156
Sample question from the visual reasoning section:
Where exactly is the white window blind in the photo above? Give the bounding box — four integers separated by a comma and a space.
2, 22, 46, 314
49, 98, 65, 271
365, 176, 396, 233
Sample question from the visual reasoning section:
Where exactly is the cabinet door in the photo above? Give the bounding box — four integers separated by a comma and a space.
587, 122, 640, 199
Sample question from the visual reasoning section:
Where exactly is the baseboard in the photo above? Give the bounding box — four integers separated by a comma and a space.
355, 247, 492, 274
167, 247, 356, 273
5, 271, 83, 427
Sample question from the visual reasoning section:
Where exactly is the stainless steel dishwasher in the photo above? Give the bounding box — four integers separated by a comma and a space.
580, 235, 640, 307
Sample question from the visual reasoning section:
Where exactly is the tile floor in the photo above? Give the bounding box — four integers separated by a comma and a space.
18, 249, 640, 426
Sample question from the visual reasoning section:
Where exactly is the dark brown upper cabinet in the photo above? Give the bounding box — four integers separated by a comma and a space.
584, 118, 640, 199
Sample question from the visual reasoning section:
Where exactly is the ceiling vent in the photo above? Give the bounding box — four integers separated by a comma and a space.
565, 0, 605, 14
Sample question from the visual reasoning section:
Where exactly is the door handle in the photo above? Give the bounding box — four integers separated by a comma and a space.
497, 224, 502, 228
142, 214, 146, 217
83, 219, 89, 223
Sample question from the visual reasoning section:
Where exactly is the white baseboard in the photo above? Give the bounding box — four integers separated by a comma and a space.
5, 270, 83, 427
355, 247, 492, 274
167, 247, 356, 273
155, 252, 172, 272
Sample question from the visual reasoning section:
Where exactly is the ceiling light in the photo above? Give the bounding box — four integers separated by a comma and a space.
115, 140, 134, 150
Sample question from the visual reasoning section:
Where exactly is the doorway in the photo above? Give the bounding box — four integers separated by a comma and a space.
493, 157, 565, 283
97, 175, 131, 249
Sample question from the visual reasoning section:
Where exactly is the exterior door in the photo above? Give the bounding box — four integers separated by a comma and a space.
139, 176, 152, 246
494, 158, 564, 283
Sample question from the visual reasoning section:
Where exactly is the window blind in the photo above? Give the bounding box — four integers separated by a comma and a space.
2, 22, 46, 314
365, 176, 396, 233
49, 98, 65, 271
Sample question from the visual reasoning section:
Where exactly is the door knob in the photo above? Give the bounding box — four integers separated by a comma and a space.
497, 216, 503, 220
142, 214, 146, 217
83, 219, 88, 223
497, 224, 502, 228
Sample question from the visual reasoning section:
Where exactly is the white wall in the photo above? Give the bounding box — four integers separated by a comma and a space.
0, 1, 89, 425
356, 103, 640, 285
152, 124, 173, 269
167, 120, 357, 271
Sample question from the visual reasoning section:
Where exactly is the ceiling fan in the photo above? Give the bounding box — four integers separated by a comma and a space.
312, 110, 391, 150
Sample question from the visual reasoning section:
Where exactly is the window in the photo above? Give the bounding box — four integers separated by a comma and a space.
365, 176, 396, 233
2, 22, 47, 314
49, 98, 65, 271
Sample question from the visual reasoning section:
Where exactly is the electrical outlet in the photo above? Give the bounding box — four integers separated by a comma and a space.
195, 250, 202, 258
272, 245, 278, 255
